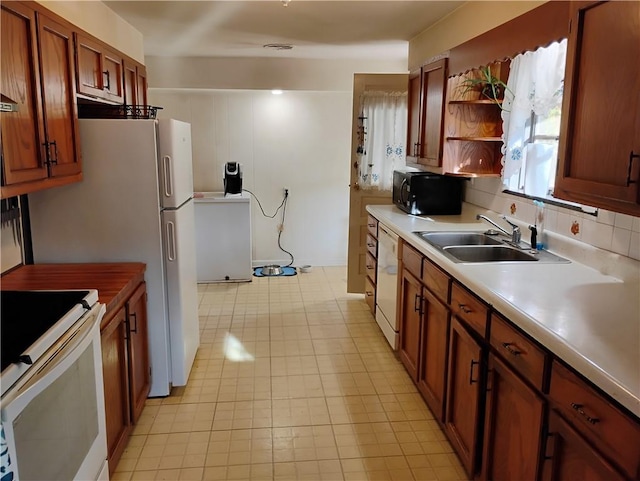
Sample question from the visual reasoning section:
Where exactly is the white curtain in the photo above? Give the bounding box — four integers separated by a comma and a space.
501, 39, 567, 188
358, 91, 407, 191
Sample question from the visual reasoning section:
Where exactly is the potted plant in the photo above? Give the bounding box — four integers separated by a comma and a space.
458, 66, 510, 106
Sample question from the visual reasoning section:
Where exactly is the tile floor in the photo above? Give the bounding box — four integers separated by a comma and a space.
113, 267, 468, 481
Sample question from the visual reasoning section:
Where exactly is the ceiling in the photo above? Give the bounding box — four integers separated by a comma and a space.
104, 1, 464, 60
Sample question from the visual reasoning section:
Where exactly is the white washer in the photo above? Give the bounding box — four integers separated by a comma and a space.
194, 192, 252, 282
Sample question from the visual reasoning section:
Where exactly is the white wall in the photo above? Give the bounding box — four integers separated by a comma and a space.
145, 57, 406, 92
150, 89, 352, 267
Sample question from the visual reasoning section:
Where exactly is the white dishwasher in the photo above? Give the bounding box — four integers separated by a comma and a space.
376, 224, 400, 349
194, 192, 252, 282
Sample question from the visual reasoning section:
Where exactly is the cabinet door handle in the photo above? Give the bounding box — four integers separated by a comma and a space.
365, 290, 374, 297
129, 312, 138, 334
501, 342, 521, 356
570, 403, 600, 425
367, 223, 375, 228
103, 70, 111, 90
469, 359, 480, 384
626, 151, 639, 186
543, 432, 555, 461
367, 242, 375, 248
414, 293, 423, 315
458, 302, 472, 314
49, 140, 58, 165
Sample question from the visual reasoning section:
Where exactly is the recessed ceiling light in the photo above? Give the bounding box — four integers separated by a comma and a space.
263, 43, 294, 51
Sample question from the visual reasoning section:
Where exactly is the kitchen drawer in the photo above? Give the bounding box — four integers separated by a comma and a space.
365, 251, 377, 284
401, 241, 422, 279
367, 215, 378, 239
450, 282, 488, 338
364, 275, 376, 314
549, 361, 640, 479
366, 233, 378, 258
422, 256, 450, 304
490, 313, 547, 391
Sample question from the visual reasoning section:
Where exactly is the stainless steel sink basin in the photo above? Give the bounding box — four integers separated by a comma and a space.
414, 230, 571, 264
443, 245, 538, 262
415, 231, 503, 247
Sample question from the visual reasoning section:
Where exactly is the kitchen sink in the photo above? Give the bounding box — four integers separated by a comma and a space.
414, 230, 571, 264
415, 231, 504, 247
443, 245, 538, 262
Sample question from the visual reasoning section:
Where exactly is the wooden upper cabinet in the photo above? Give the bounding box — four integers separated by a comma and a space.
1, 2, 47, 186
136, 64, 148, 108
407, 68, 422, 160
555, 1, 640, 216
37, 13, 81, 178
123, 58, 148, 109
1, 2, 81, 198
406, 58, 448, 167
419, 58, 447, 168
75, 32, 124, 103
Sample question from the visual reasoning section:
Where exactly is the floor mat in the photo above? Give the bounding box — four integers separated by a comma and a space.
253, 266, 297, 277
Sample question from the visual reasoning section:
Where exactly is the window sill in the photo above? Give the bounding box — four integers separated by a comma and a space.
502, 189, 598, 216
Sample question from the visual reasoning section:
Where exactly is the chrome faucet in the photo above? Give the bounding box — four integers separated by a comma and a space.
476, 214, 521, 245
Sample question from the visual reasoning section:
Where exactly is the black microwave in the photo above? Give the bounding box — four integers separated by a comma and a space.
393, 170, 464, 215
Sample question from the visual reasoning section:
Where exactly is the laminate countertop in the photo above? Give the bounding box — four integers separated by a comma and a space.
1, 263, 146, 329
367, 204, 640, 419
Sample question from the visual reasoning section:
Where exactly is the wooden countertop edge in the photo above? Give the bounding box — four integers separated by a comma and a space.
1, 263, 146, 330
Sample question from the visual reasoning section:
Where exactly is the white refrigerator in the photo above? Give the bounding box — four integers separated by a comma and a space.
29, 118, 200, 397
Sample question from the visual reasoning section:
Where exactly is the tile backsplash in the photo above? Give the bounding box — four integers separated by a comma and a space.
465, 177, 640, 261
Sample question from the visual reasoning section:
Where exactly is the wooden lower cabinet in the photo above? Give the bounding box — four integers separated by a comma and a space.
101, 306, 131, 472
417, 288, 450, 421
445, 317, 483, 477
542, 410, 626, 481
398, 268, 423, 380
480, 353, 544, 481
126, 282, 150, 423
100, 281, 150, 475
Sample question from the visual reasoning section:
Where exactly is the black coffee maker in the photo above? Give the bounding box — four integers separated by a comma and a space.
223, 162, 242, 196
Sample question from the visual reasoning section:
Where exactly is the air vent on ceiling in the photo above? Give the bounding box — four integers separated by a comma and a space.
263, 43, 294, 51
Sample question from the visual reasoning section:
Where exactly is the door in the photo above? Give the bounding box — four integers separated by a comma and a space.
481, 353, 544, 481
554, 1, 640, 215
37, 12, 81, 178
161, 201, 200, 386
417, 288, 450, 421
1, 2, 48, 185
398, 268, 423, 380
542, 410, 626, 481
157, 119, 194, 208
101, 306, 131, 471
445, 317, 483, 477
419, 58, 448, 168
127, 282, 150, 423
347, 74, 407, 293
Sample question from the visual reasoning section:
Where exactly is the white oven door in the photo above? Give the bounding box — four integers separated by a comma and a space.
1, 303, 107, 481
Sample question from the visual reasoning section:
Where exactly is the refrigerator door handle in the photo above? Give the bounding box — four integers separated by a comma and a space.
166, 221, 177, 261
163, 155, 173, 198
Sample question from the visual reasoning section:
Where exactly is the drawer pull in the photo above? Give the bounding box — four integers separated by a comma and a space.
368, 223, 375, 227
365, 291, 374, 297
367, 243, 375, 247
458, 303, 472, 314
469, 359, 480, 384
570, 403, 600, 425
366, 264, 373, 269
502, 342, 521, 356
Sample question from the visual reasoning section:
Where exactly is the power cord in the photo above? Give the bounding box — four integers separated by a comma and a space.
243, 189, 295, 267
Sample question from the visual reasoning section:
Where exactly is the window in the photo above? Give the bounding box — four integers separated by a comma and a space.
501, 40, 566, 200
